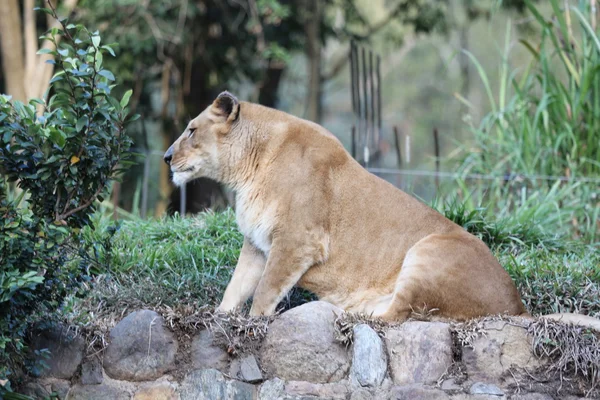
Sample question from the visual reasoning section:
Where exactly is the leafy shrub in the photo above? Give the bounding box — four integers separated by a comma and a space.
0, 5, 134, 392
0, 21, 135, 228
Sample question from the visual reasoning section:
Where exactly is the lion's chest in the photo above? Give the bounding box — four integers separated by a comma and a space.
235, 191, 275, 255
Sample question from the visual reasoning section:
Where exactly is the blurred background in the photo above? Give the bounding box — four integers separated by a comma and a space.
1, 0, 598, 241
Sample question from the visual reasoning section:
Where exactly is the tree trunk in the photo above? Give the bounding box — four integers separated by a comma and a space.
258, 63, 285, 108
304, 0, 322, 123
168, 58, 229, 214
0, 0, 26, 101
0, 0, 79, 102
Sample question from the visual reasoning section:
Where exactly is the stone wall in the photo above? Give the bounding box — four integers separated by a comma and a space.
22, 301, 593, 400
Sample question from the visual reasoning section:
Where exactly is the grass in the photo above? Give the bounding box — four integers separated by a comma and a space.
452, 0, 600, 243
60, 201, 600, 329
439, 198, 600, 318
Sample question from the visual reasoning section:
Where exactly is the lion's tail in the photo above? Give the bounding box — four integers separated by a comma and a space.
536, 313, 600, 331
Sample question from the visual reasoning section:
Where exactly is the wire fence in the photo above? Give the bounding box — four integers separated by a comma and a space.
115, 148, 600, 220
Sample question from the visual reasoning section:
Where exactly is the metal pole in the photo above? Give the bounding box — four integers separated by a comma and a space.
361, 46, 369, 166
350, 41, 358, 120
376, 55, 382, 147
180, 184, 187, 216
393, 126, 402, 167
433, 128, 440, 190
112, 182, 120, 220
369, 50, 375, 154
141, 154, 150, 219
353, 43, 362, 163
351, 125, 356, 158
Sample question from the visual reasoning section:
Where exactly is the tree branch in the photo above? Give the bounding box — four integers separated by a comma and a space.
349, 0, 407, 40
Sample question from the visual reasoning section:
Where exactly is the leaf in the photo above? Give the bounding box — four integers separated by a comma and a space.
57, 48, 69, 57
36, 48, 53, 55
76, 115, 88, 132
98, 70, 115, 81
92, 35, 101, 48
33, 7, 53, 16
101, 45, 116, 57
120, 89, 133, 108
49, 75, 63, 84
49, 129, 66, 148
70, 155, 80, 165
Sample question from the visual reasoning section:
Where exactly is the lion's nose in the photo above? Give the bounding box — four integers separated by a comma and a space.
164, 146, 174, 165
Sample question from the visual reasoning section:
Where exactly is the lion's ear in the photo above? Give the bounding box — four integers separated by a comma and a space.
212, 91, 239, 122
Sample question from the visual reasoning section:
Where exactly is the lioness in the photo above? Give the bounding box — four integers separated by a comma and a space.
164, 91, 599, 328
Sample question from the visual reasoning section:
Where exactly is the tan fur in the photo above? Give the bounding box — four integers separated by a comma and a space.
164, 92, 591, 326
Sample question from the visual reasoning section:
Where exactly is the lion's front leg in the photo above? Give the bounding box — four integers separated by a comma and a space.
249, 233, 328, 316
217, 238, 266, 312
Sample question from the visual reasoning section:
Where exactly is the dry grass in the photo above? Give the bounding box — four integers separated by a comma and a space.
333, 312, 392, 347
529, 318, 600, 395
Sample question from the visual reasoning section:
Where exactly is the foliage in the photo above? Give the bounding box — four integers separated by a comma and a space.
502, 246, 600, 318
454, 0, 600, 242
0, 193, 69, 390
0, 5, 134, 392
91, 210, 242, 308
438, 196, 600, 318
437, 196, 565, 251
0, 12, 135, 228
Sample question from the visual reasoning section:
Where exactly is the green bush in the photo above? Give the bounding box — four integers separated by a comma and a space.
0, 5, 134, 392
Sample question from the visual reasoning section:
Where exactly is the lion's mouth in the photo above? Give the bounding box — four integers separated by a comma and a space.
172, 165, 195, 173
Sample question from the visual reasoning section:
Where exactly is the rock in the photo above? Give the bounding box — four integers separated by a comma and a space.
470, 382, 504, 396
390, 384, 450, 400
228, 379, 257, 400
134, 382, 179, 400
258, 378, 285, 400
441, 379, 462, 391
260, 301, 350, 383
462, 320, 545, 382
21, 381, 52, 398
385, 321, 453, 385
350, 324, 387, 388
349, 388, 373, 400
51, 379, 72, 399
66, 384, 129, 400
285, 380, 349, 399
510, 394, 553, 400
230, 355, 263, 383
180, 368, 255, 400
30, 325, 85, 379
81, 358, 103, 385
180, 369, 225, 400
191, 330, 229, 372
104, 310, 177, 381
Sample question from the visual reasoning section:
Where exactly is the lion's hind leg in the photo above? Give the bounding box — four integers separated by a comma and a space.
375, 231, 525, 322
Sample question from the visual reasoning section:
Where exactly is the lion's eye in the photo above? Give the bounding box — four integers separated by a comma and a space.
187, 128, 196, 138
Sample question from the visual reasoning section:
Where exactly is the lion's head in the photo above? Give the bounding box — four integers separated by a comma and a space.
163, 91, 240, 186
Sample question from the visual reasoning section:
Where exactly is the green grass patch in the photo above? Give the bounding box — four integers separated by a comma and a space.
66, 205, 599, 326
77, 210, 242, 312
